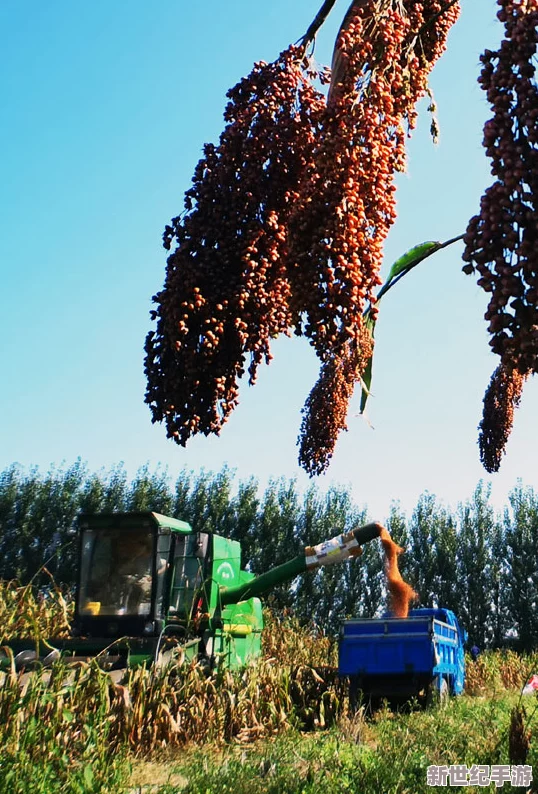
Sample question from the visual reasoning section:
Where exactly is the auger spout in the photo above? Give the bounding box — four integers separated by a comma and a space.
219, 522, 383, 606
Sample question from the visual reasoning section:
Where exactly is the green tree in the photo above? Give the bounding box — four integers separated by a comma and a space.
432, 512, 459, 615
0, 464, 38, 580
406, 493, 441, 607
77, 463, 129, 514
127, 463, 174, 514
174, 467, 236, 535
293, 485, 326, 624
489, 517, 510, 648
456, 482, 500, 648
227, 476, 260, 569
249, 478, 301, 610
0, 461, 88, 584
37, 460, 88, 584
406, 493, 458, 610
504, 482, 538, 651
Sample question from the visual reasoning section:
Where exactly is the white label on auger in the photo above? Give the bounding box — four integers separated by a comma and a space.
306, 534, 360, 568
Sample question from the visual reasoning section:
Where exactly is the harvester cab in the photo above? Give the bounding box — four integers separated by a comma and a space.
5, 512, 383, 672
72, 511, 257, 669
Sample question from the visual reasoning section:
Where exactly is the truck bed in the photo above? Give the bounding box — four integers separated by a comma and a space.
339, 608, 466, 699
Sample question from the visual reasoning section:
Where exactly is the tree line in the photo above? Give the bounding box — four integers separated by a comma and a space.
0, 461, 536, 650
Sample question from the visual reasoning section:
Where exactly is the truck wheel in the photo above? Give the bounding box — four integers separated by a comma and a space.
426, 676, 449, 708
349, 676, 360, 713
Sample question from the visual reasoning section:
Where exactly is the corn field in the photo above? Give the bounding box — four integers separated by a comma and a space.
465, 650, 538, 696
1, 581, 537, 759
0, 578, 72, 643
0, 582, 346, 759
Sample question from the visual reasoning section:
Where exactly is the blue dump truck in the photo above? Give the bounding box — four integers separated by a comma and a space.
339, 608, 467, 708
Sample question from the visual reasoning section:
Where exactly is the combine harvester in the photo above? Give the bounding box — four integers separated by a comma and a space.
2, 511, 467, 708
3, 511, 382, 672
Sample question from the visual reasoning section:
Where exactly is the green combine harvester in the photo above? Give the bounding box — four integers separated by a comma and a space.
4, 511, 382, 672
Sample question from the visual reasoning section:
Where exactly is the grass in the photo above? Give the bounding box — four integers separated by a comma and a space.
129, 692, 538, 793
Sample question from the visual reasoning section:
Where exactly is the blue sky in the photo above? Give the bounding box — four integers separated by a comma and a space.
1, 1, 536, 521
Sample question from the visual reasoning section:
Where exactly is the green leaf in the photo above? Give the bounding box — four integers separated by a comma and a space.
359, 354, 374, 415
385, 241, 441, 284
359, 233, 464, 414
83, 765, 95, 789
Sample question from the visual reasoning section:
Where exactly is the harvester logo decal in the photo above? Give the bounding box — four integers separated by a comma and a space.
216, 562, 235, 581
